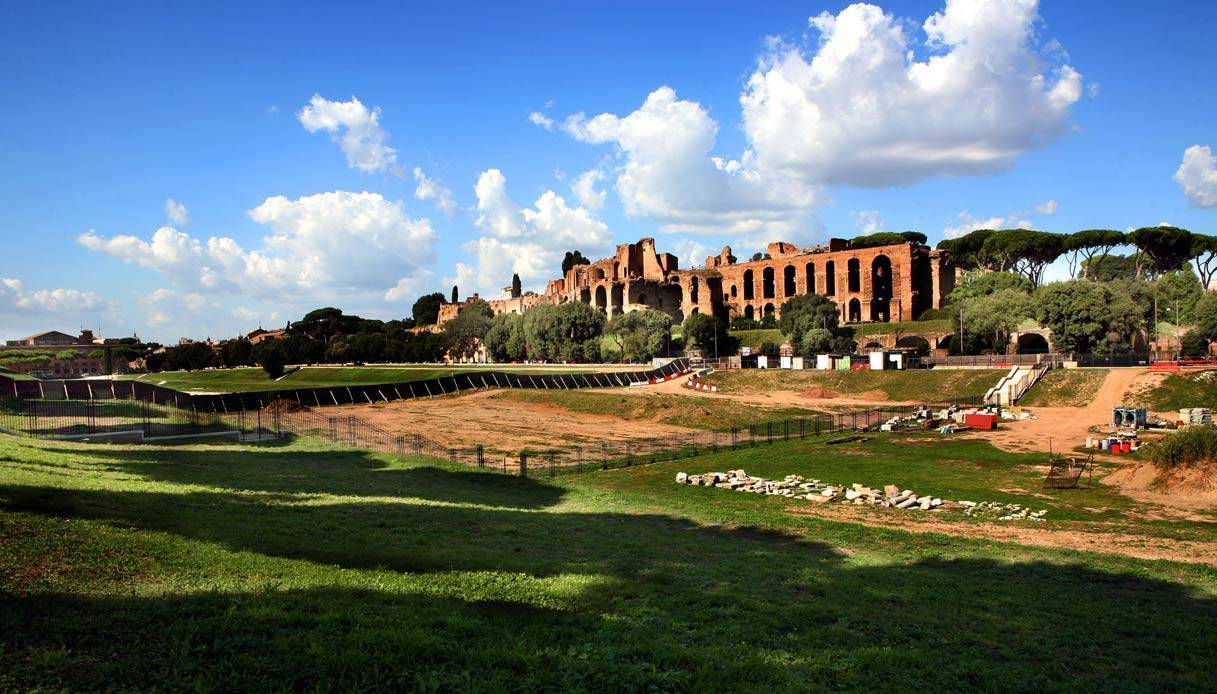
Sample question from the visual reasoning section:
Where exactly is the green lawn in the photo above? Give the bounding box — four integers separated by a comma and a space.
702, 368, 997, 401
850, 318, 953, 338
1125, 369, 1217, 412
119, 364, 638, 393
3, 433, 1217, 689
729, 328, 784, 350
499, 390, 824, 430
1019, 368, 1110, 407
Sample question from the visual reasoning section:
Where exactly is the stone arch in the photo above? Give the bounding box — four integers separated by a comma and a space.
763, 303, 775, 318
611, 284, 623, 314
847, 258, 861, 293
1016, 333, 1050, 354
743, 269, 754, 300
864, 341, 884, 350
690, 276, 699, 304
896, 335, 931, 356
637, 292, 647, 305
580, 287, 591, 304
783, 265, 796, 296
744, 305, 755, 320
805, 262, 816, 295
825, 261, 836, 296
729, 283, 737, 298
612, 261, 620, 279
870, 298, 890, 322
847, 298, 862, 322
594, 285, 607, 312
762, 267, 775, 299
591, 267, 606, 281
871, 255, 892, 299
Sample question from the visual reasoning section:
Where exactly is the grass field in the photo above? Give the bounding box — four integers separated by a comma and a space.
1125, 369, 1217, 412
499, 390, 824, 430
119, 364, 638, 393
701, 368, 998, 401
3, 433, 1217, 689
1019, 368, 1110, 407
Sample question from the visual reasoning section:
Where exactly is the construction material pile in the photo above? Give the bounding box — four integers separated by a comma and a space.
674, 469, 1047, 521
1181, 408, 1213, 426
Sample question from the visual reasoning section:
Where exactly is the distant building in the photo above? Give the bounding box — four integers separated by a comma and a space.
247, 327, 286, 344
6, 330, 84, 347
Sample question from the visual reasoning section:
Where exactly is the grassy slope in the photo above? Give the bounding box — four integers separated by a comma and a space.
729, 328, 784, 349
3, 434, 1217, 689
702, 368, 997, 401
1019, 368, 1110, 407
120, 364, 635, 393
499, 390, 823, 430
1125, 369, 1217, 412
850, 318, 953, 338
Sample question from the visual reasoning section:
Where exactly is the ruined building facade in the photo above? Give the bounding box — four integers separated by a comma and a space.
439, 237, 954, 326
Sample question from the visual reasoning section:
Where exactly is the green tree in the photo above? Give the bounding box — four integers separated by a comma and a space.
257, 342, 286, 379
483, 313, 525, 363
1155, 267, 1204, 327
948, 271, 1032, 303
451, 285, 459, 304
1188, 233, 1217, 289
1083, 254, 1138, 282
778, 294, 840, 347
101, 347, 113, 375
444, 299, 493, 360
681, 313, 728, 355
849, 231, 928, 248
958, 289, 1035, 353
1034, 280, 1144, 354
1064, 229, 1125, 279
520, 302, 605, 362
220, 338, 253, 368
412, 292, 446, 326
979, 229, 1064, 287
561, 251, 590, 275
1196, 292, 1217, 342
511, 273, 522, 298
607, 309, 673, 362
1180, 330, 1211, 358
937, 229, 998, 271
1128, 226, 1194, 278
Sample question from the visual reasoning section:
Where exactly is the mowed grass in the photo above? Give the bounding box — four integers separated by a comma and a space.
4, 433, 1217, 689
499, 390, 824, 430
702, 368, 998, 401
1125, 368, 1217, 412
1019, 368, 1110, 407
120, 364, 638, 393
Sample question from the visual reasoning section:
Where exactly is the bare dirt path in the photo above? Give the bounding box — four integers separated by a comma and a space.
628, 376, 908, 410
983, 368, 1148, 453
788, 502, 1217, 566
332, 390, 698, 452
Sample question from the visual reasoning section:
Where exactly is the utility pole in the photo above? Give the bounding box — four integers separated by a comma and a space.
959, 307, 965, 356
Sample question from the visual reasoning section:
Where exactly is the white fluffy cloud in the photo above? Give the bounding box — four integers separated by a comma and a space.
452, 169, 614, 294
942, 210, 1032, 239
853, 210, 884, 234
0, 278, 103, 315
79, 191, 436, 303
740, 0, 1083, 186
141, 288, 213, 326
528, 111, 555, 130
1034, 199, 1059, 215
164, 198, 190, 226
298, 94, 401, 175
412, 167, 458, 217
1174, 145, 1217, 208
571, 169, 607, 211
562, 86, 818, 237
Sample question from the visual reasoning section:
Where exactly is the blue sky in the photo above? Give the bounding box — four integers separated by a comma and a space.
2, 0, 1215, 343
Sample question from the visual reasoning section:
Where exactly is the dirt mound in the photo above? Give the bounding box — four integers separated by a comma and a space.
1103, 460, 1217, 511
263, 399, 310, 414
801, 386, 839, 399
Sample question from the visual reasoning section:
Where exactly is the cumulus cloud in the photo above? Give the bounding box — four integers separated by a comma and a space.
164, 198, 190, 226
452, 168, 614, 294
853, 210, 884, 234
740, 0, 1084, 187
141, 288, 213, 326
1174, 145, 1217, 208
412, 167, 458, 217
79, 191, 436, 303
571, 169, 607, 211
562, 86, 818, 237
528, 111, 555, 130
1034, 199, 1059, 215
942, 210, 1031, 240
298, 94, 401, 175
0, 278, 103, 314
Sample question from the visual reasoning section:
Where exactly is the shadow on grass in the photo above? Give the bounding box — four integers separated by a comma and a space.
83, 445, 565, 509
4, 478, 1217, 689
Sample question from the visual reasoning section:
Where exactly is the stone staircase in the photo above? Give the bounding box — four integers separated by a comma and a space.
985, 362, 1051, 406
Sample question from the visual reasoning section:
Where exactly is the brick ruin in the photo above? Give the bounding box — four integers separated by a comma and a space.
439, 237, 954, 325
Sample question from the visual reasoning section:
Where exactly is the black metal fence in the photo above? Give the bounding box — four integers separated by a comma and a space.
0, 398, 274, 441
0, 359, 692, 412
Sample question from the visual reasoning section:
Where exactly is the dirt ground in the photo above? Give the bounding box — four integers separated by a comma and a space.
637, 376, 916, 409
331, 389, 699, 452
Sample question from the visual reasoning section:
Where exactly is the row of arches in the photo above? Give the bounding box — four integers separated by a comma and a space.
730, 255, 891, 304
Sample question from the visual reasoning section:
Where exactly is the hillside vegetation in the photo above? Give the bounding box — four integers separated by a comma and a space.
3, 434, 1217, 689
701, 368, 997, 402
1018, 369, 1109, 407
1125, 369, 1217, 412
499, 390, 823, 430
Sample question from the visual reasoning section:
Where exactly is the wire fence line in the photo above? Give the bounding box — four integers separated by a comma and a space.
1, 394, 982, 477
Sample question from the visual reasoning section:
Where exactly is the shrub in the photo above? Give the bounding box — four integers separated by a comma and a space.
730, 317, 760, 331
1147, 425, 1217, 469
1180, 330, 1211, 358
